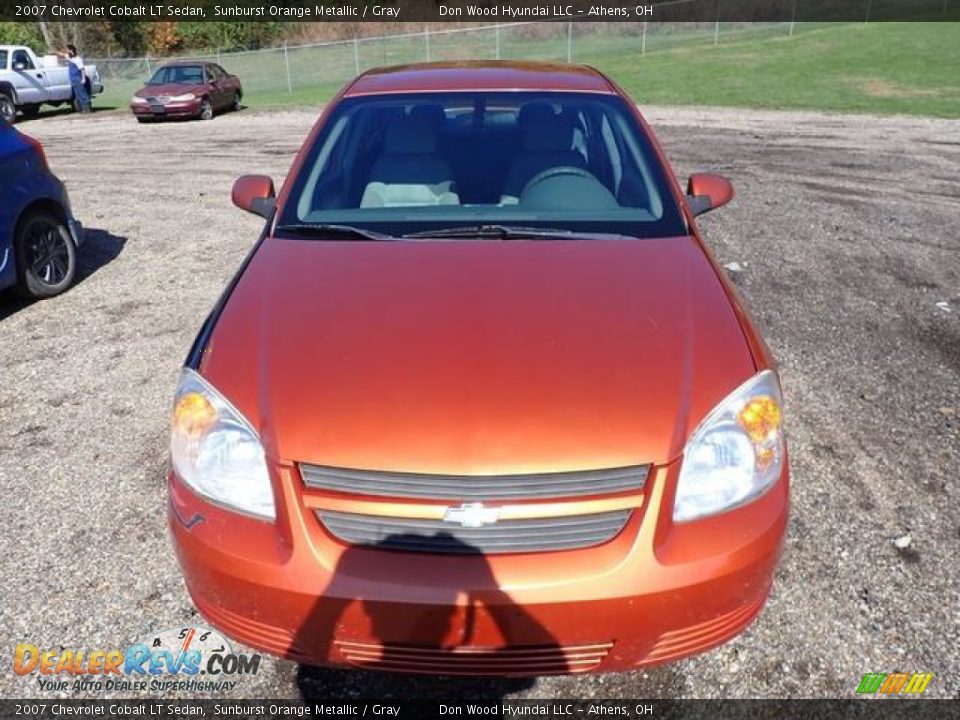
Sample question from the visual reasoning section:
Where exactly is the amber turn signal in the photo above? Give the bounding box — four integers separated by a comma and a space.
172, 392, 218, 439
737, 396, 781, 443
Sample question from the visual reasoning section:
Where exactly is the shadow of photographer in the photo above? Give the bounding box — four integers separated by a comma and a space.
295, 531, 566, 702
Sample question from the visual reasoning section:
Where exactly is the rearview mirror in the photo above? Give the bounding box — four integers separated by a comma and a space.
232, 175, 275, 218
686, 174, 734, 216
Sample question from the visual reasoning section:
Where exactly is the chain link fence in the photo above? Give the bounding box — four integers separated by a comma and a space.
85, 20, 845, 109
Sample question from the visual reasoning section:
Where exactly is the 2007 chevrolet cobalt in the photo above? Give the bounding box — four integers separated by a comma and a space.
169, 62, 788, 675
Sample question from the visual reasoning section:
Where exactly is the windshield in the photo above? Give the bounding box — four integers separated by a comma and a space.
148, 65, 204, 86
278, 92, 686, 239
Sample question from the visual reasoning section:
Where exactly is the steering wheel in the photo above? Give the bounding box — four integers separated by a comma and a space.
520, 166, 597, 198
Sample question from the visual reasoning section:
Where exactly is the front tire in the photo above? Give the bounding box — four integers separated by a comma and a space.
0, 93, 16, 124
14, 210, 77, 299
232, 92, 242, 112
199, 97, 213, 121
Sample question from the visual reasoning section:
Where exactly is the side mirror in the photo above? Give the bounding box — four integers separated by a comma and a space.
686, 174, 734, 216
232, 175, 275, 218
13, 62, 27, 71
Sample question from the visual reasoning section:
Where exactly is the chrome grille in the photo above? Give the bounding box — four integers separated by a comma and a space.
317, 510, 631, 554
301, 464, 648, 500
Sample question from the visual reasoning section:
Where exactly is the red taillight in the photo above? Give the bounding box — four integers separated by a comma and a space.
21, 132, 48, 170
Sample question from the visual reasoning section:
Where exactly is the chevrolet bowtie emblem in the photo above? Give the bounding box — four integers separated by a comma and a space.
443, 503, 501, 528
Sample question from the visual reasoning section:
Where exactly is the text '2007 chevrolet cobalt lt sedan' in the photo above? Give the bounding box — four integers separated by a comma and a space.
168, 61, 788, 676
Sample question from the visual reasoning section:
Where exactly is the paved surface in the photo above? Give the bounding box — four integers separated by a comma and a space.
1, 105, 957, 700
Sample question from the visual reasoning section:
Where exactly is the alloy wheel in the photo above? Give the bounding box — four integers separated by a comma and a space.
24, 220, 71, 287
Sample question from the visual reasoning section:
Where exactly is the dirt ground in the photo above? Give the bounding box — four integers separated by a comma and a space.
1, 104, 958, 700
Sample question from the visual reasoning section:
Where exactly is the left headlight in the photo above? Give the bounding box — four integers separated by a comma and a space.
170, 93, 196, 102
131, 96, 147, 104
673, 370, 785, 522
170, 369, 275, 520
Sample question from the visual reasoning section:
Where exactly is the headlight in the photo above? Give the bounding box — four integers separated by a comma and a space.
170, 93, 196, 102
131, 96, 147, 104
170, 369, 274, 520
673, 370, 785, 522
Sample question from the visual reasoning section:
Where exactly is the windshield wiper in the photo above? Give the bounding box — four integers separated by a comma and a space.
274, 223, 394, 242
402, 224, 638, 240
402, 224, 584, 240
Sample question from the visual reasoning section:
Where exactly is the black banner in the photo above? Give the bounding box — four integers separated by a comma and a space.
0, 0, 958, 22
4, 700, 960, 720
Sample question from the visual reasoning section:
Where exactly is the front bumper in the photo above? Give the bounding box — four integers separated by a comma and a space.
169, 460, 788, 675
131, 99, 201, 119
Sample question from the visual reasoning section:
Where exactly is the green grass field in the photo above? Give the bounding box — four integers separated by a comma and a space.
95, 22, 960, 118
594, 22, 960, 117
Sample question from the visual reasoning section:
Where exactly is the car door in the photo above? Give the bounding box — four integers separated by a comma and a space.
10, 49, 47, 104
40, 56, 73, 100
210, 65, 232, 109
216, 64, 237, 96
0, 120, 29, 287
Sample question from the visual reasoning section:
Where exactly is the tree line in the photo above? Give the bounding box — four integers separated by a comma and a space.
0, 20, 285, 56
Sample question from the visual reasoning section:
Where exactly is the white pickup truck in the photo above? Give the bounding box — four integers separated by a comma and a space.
0, 45, 104, 123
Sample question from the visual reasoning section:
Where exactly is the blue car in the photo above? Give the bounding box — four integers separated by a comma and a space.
0, 118, 83, 298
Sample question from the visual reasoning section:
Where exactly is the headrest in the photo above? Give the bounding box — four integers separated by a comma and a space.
384, 117, 438, 154
522, 115, 574, 153
409, 104, 446, 128
518, 102, 556, 127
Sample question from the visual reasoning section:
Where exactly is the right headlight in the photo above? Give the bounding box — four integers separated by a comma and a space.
673, 370, 785, 522
170, 369, 275, 521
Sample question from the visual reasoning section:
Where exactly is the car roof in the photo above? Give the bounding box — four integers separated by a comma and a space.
345, 61, 616, 97
157, 62, 208, 69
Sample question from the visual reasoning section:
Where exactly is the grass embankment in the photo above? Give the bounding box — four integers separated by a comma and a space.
595, 22, 960, 117
97, 22, 960, 118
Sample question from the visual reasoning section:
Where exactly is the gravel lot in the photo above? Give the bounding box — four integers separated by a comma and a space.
1, 104, 957, 700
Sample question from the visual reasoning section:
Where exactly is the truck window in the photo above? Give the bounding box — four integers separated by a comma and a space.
12, 50, 34, 70
0, 50, 8, 70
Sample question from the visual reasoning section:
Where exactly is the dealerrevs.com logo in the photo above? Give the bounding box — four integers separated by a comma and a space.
14, 626, 261, 693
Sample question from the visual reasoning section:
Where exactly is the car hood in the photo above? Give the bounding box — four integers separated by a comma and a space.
136, 84, 203, 97
201, 236, 756, 472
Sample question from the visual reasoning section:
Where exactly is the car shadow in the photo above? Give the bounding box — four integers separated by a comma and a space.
75, 227, 126, 284
0, 227, 126, 322
16, 105, 119, 123
294, 533, 555, 704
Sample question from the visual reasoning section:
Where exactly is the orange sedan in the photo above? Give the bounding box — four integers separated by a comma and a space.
169, 62, 788, 675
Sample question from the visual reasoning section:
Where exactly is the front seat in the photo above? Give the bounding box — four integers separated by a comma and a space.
360, 117, 459, 208
500, 103, 586, 204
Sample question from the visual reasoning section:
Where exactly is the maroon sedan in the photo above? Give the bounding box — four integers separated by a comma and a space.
131, 62, 242, 122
